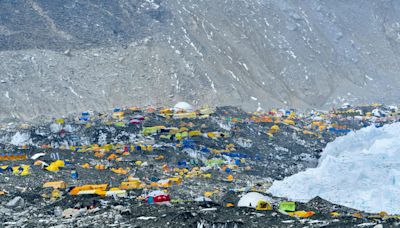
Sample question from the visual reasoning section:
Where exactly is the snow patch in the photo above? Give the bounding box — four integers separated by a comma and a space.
11, 132, 31, 146
50, 123, 62, 133
69, 87, 82, 99
227, 70, 240, 82
365, 75, 374, 81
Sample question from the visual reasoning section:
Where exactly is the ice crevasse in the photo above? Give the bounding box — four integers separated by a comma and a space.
268, 122, 400, 214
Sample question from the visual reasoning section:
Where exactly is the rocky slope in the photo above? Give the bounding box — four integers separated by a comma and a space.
1, 0, 400, 121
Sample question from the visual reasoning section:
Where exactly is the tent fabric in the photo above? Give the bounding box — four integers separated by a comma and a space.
31, 153, 46, 160
279, 201, 296, 212
328, 127, 351, 134
146, 190, 170, 203
237, 192, 272, 208
174, 102, 194, 112
147, 190, 166, 197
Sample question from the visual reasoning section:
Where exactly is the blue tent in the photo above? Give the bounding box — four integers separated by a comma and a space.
329, 128, 351, 134
0, 166, 12, 173
182, 139, 195, 149
200, 147, 211, 153
177, 161, 188, 168
221, 152, 248, 158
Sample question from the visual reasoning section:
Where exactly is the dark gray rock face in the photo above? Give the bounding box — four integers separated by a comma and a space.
0, 0, 399, 121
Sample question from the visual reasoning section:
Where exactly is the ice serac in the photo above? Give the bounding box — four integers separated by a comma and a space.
1, 0, 400, 121
268, 123, 400, 214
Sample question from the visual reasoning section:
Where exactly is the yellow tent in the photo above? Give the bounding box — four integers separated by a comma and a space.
12, 166, 20, 174
43, 181, 67, 189
283, 119, 295, 125
271, 125, 280, 131
53, 160, 65, 167
160, 109, 173, 114
51, 189, 61, 199
55, 118, 65, 124
288, 211, 315, 218
112, 111, 125, 119
69, 184, 108, 196
168, 177, 182, 185
20, 165, 30, 176
111, 168, 128, 175
120, 180, 143, 190
256, 200, 272, 211
46, 164, 60, 172
173, 112, 197, 119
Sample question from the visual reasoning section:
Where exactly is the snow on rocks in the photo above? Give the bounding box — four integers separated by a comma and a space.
10, 132, 31, 146
5, 196, 25, 208
268, 123, 400, 214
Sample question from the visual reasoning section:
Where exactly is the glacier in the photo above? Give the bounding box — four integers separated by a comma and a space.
268, 123, 400, 214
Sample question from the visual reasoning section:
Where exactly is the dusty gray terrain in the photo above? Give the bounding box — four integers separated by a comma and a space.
1, 0, 400, 122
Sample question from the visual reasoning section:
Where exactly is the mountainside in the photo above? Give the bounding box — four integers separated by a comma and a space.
1, 0, 400, 121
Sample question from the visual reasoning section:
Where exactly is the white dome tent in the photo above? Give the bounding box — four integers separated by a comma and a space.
174, 102, 194, 112
237, 192, 272, 209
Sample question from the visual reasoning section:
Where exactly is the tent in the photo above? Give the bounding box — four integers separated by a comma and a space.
106, 188, 127, 197
146, 190, 171, 204
173, 112, 197, 119
69, 184, 108, 196
130, 119, 141, 125
279, 201, 296, 212
174, 102, 194, 112
43, 181, 67, 189
256, 200, 272, 210
120, 180, 143, 190
237, 192, 272, 209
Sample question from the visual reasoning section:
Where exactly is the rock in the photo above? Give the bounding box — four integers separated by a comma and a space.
49, 225, 67, 228
6, 197, 25, 208
87, 207, 101, 214
0, 206, 12, 215
114, 214, 123, 222
286, 22, 297, 31
290, 12, 302, 20
62, 208, 80, 218
113, 205, 124, 211
54, 206, 63, 217
120, 208, 131, 215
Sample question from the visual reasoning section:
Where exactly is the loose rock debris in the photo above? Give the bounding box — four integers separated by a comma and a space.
0, 103, 399, 227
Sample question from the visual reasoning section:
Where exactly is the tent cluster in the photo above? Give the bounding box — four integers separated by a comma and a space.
0, 153, 27, 161
235, 192, 313, 218
226, 104, 400, 140
0, 164, 30, 176
41, 178, 174, 202
0, 102, 399, 224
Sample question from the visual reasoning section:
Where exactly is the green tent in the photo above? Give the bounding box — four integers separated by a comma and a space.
142, 127, 159, 135
115, 122, 125, 127
279, 201, 296, 212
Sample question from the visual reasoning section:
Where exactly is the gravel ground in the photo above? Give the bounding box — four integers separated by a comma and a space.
0, 105, 399, 227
